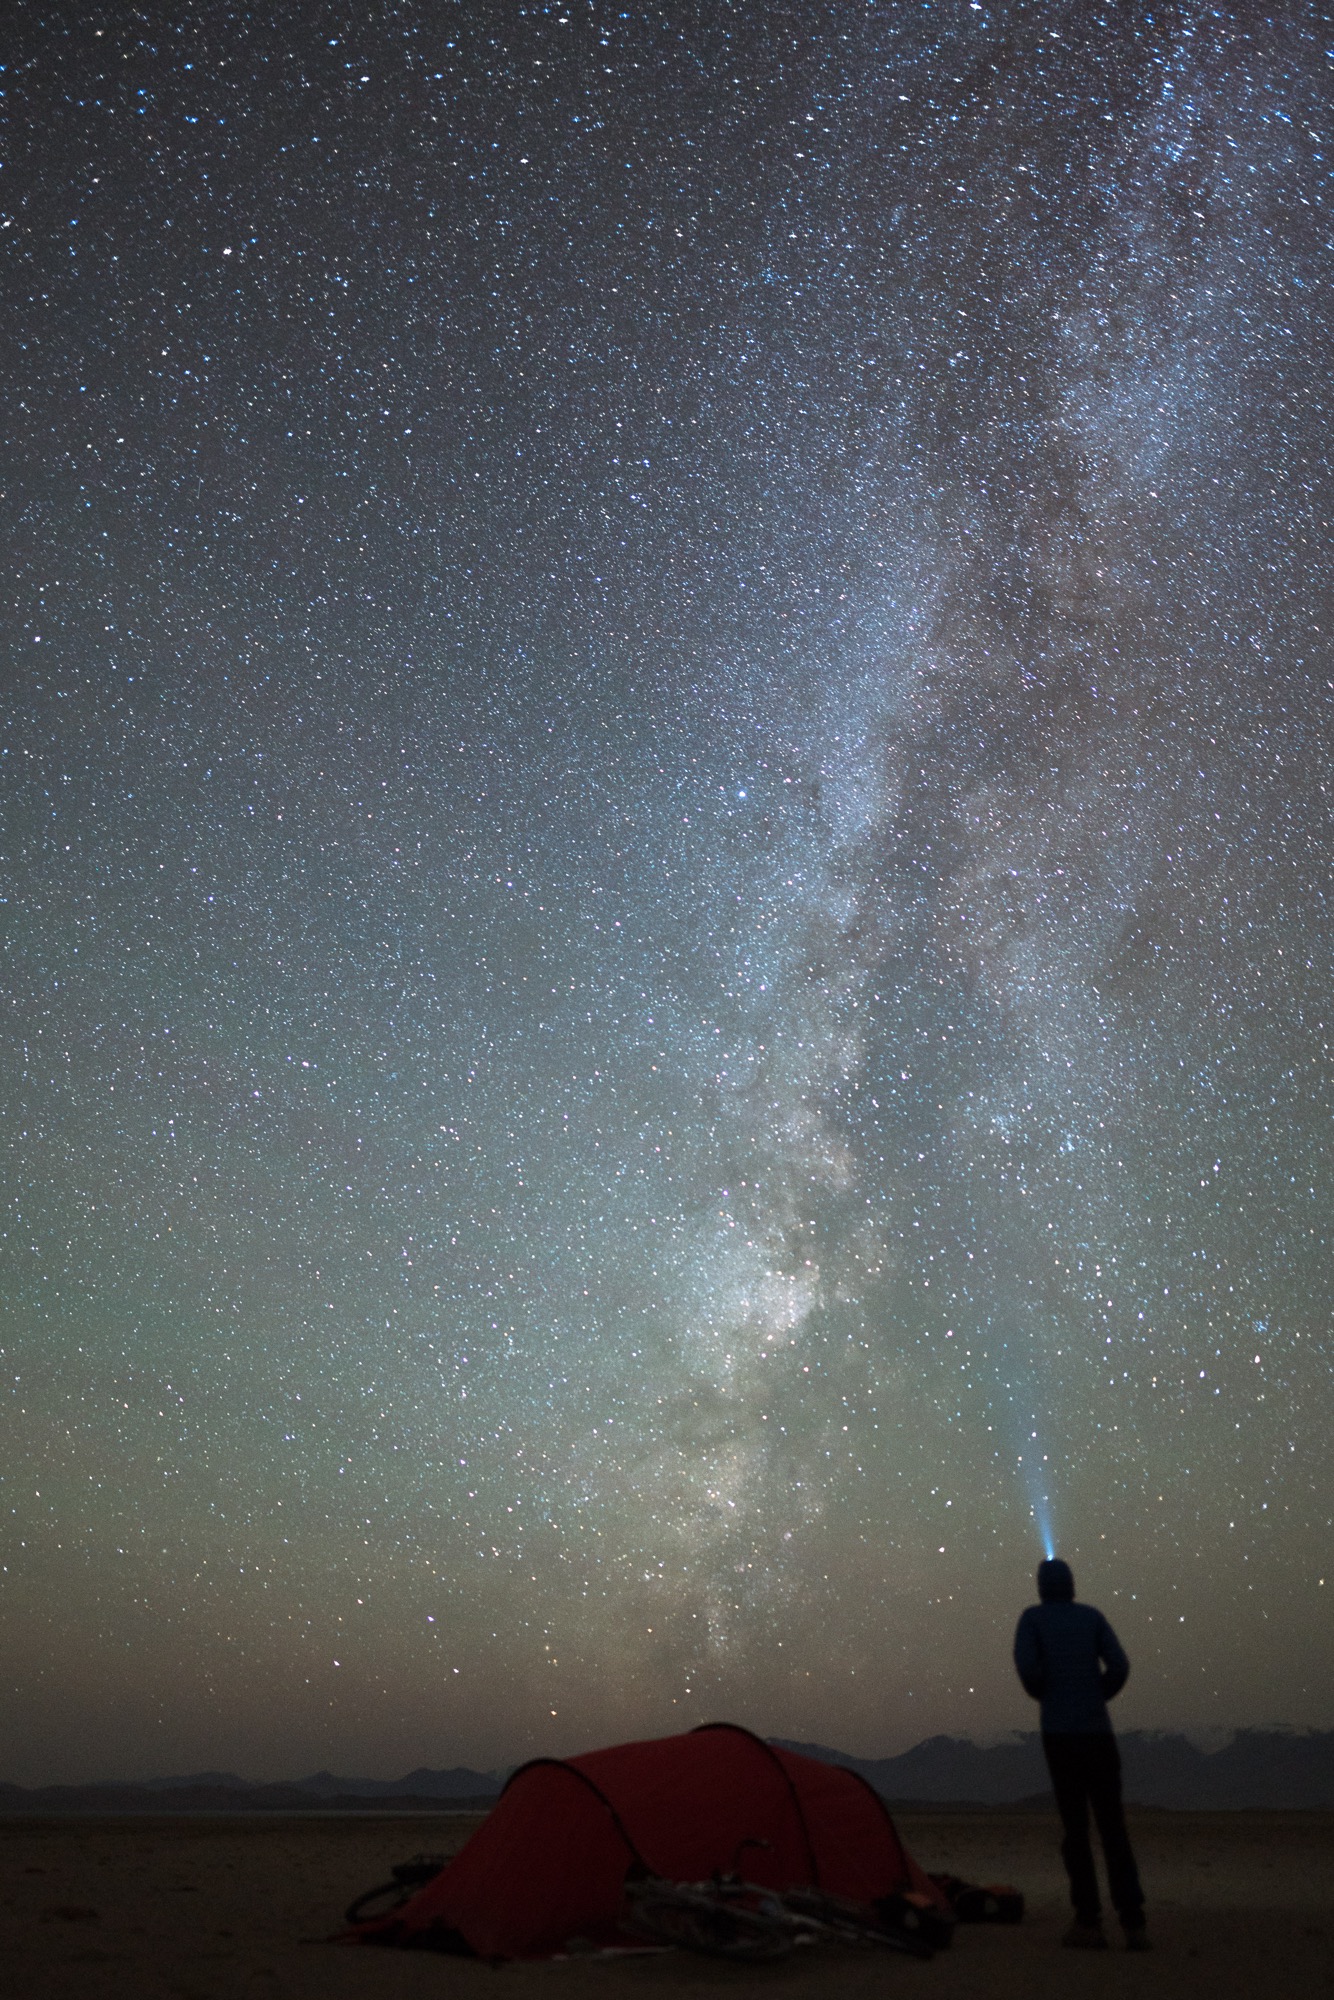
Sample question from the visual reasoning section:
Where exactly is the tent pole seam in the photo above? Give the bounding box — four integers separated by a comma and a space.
839, 1764, 916, 1886
690, 1721, 822, 1887
497, 1756, 647, 1868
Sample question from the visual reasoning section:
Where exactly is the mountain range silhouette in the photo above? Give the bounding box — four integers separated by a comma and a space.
775, 1731, 1334, 1809
5, 1731, 1334, 1812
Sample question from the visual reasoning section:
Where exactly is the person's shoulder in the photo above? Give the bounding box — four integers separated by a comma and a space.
1077, 1601, 1116, 1630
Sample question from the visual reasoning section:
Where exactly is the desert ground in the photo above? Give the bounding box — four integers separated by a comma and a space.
2, 1807, 1331, 2000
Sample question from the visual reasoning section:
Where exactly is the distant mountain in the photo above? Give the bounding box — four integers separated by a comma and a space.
9, 1732, 1334, 1814
772, 1734, 1049, 1805
290, 1766, 503, 1799
773, 1731, 1334, 1810
137, 1771, 256, 1792
0, 1763, 504, 1815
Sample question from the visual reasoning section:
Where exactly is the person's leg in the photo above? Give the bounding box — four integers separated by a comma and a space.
1042, 1734, 1102, 1932
1085, 1734, 1146, 1935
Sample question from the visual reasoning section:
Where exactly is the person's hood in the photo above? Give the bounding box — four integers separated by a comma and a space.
1037, 1558, 1075, 1601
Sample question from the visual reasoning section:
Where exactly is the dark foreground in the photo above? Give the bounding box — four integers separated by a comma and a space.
2, 1808, 1331, 2000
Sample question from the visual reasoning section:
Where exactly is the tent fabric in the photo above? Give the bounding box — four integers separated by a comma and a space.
349, 1722, 946, 1959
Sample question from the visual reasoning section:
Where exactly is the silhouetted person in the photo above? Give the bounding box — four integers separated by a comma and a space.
1013, 1558, 1147, 1950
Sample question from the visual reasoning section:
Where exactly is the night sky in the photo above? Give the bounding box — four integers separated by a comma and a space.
4, 1, 1334, 1787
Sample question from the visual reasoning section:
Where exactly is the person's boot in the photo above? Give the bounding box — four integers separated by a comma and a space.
1122, 1918, 1151, 1951
1062, 1918, 1107, 1949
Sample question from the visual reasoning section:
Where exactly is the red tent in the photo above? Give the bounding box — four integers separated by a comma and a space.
350, 1722, 945, 1959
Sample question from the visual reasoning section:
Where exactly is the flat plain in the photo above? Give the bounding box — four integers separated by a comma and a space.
2, 1807, 1331, 2000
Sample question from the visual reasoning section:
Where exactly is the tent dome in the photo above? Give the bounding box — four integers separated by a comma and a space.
350, 1722, 944, 1959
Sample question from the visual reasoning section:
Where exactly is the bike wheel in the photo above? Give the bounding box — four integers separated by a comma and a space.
626, 1890, 795, 1961
345, 1881, 408, 1927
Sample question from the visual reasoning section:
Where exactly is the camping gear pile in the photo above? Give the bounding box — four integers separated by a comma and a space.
343, 1723, 1023, 1962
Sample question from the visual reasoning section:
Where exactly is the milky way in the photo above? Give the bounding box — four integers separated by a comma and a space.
4, 2, 1334, 1783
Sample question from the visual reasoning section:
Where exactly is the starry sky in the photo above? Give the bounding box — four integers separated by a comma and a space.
4, 0, 1334, 1786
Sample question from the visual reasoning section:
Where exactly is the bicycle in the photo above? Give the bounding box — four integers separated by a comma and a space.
623, 1872, 820, 1961
622, 1870, 943, 1962
344, 1853, 447, 1928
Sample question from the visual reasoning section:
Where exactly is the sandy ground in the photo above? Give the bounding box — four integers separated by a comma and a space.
2, 1808, 1332, 2000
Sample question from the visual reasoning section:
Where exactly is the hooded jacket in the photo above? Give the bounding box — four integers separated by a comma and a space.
1013, 1570, 1129, 1735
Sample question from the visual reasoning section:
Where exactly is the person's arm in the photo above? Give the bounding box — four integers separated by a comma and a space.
1013, 1610, 1045, 1700
1096, 1614, 1129, 1701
